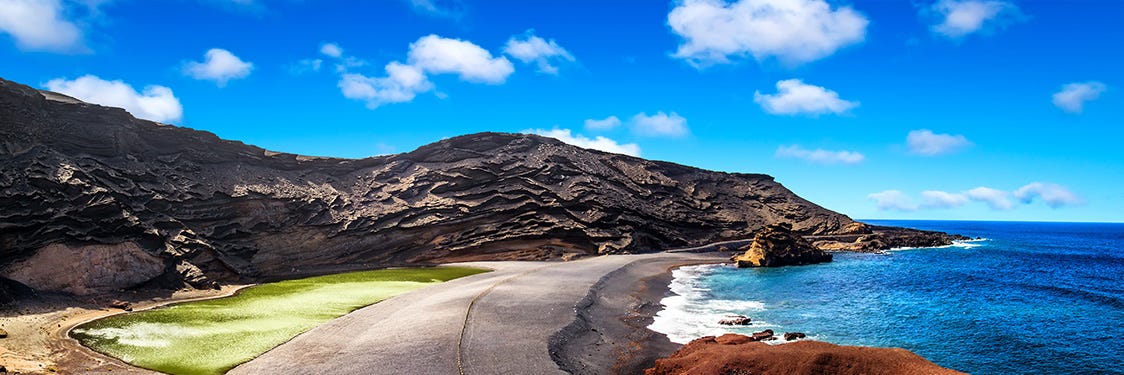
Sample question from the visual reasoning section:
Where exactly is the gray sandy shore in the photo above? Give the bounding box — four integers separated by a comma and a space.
231, 252, 726, 375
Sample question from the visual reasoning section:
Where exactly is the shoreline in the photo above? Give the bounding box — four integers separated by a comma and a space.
549, 252, 731, 374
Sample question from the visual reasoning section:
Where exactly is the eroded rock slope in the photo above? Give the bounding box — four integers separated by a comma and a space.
0, 77, 931, 295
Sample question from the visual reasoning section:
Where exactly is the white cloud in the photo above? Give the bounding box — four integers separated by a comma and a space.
320, 42, 343, 58
631, 112, 688, 137
333, 36, 513, 108
1014, 182, 1083, 208
775, 145, 864, 165
291, 58, 323, 74
407, 34, 514, 84
183, 48, 254, 87
338, 62, 433, 109
0, 0, 84, 52
403, 0, 464, 18
584, 116, 621, 131
868, 190, 917, 212
754, 79, 858, 116
668, 0, 868, 66
927, 0, 1023, 39
965, 186, 1014, 210
523, 128, 641, 156
921, 190, 968, 208
44, 75, 183, 123
1052, 81, 1107, 114
503, 30, 575, 75
906, 129, 972, 156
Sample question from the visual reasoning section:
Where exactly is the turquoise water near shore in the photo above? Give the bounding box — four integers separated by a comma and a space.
649, 220, 1124, 374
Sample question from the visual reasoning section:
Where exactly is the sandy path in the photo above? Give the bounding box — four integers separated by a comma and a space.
230, 253, 721, 375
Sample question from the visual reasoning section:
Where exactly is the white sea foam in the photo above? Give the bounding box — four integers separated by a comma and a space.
888, 238, 989, 251
649, 264, 775, 344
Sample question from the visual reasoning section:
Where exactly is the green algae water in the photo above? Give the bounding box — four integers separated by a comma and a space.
71, 267, 487, 375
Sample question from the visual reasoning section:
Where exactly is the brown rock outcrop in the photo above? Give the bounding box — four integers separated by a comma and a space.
645, 335, 965, 375
732, 223, 832, 267
811, 225, 971, 252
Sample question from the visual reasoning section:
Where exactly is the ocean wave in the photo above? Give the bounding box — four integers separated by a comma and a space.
650, 264, 776, 344
889, 238, 989, 251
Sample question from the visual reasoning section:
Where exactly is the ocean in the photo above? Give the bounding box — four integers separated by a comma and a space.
649, 220, 1124, 374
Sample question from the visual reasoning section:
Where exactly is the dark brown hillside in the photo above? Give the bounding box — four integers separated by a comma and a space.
0, 77, 955, 296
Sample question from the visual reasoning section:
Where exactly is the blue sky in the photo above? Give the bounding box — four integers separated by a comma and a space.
2, 0, 1121, 222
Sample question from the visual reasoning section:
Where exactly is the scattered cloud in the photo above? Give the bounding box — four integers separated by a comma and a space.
403, 0, 464, 19
926, 0, 1024, 39
0, 0, 84, 52
407, 34, 514, 84
868, 190, 918, 212
44, 75, 183, 123
332, 35, 513, 108
183, 48, 254, 87
1014, 182, 1083, 208
965, 186, 1014, 210
775, 145, 864, 165
906, 129, 972, 156
668, 0, 868, 66
523, 128, 641, 156
503, 30, 575, 75
338, 62, 432, 109
631, 112, 688, 137
584, 116, 621, 131
320, 42, 343, 58
1052, 81, 1107, 114
870, 183, 1082, 211
921, 190, 968, 208
290, 58, 323, 74
754, 79, 858, 116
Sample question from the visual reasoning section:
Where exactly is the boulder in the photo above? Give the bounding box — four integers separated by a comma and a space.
732, 223, 832, 267
717, 315, 751, 325
750, 329, 775, 341
0, 328, 7, 338
784, 332, 806, 341
109, 300, 131, 310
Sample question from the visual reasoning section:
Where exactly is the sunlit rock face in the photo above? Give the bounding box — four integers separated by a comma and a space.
1, 242, 164, 295
1, 77, 867, 292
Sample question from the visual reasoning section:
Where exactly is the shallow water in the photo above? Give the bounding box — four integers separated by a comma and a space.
649, 220, 1124, 374
72, 267, 488, 375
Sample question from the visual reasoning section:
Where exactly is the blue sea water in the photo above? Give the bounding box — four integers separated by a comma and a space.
649, 220, 1124, 374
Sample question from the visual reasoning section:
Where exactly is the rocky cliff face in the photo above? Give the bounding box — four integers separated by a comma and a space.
0, 77, 937, 295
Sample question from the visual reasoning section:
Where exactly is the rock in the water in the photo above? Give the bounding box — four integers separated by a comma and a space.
784, 332, 806, 341
645, 335, 965, 375
717, 315, 751, 325
750, 329, 775, 341
732, 223, 832, 267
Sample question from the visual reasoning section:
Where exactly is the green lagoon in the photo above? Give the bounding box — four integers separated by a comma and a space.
71, 267, 488, 375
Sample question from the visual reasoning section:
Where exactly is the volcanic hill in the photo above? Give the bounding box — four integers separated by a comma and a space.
0, 77, 954, 296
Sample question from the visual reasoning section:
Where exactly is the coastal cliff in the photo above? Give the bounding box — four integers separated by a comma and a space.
0, 77, 959, 296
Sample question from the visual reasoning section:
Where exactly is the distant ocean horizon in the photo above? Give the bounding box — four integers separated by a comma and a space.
649, 220, 1124, 374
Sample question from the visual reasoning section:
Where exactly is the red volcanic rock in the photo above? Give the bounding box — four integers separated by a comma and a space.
646, 335, 965, 375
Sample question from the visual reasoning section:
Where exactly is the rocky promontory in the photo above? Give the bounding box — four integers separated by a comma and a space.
645, 334, 965, 375
732, 223, 832, 267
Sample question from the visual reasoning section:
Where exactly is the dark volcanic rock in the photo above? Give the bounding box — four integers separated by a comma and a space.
717, 315, 751, 325
645, 335, 965, 375
811, 226, 970, 252
0, 77, 948, 295
732, 223, 832, 267
784, 332, 806, 341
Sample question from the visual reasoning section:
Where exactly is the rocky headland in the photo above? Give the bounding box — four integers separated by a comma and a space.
731, 222, 832, 267
645, 334, 964, 375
